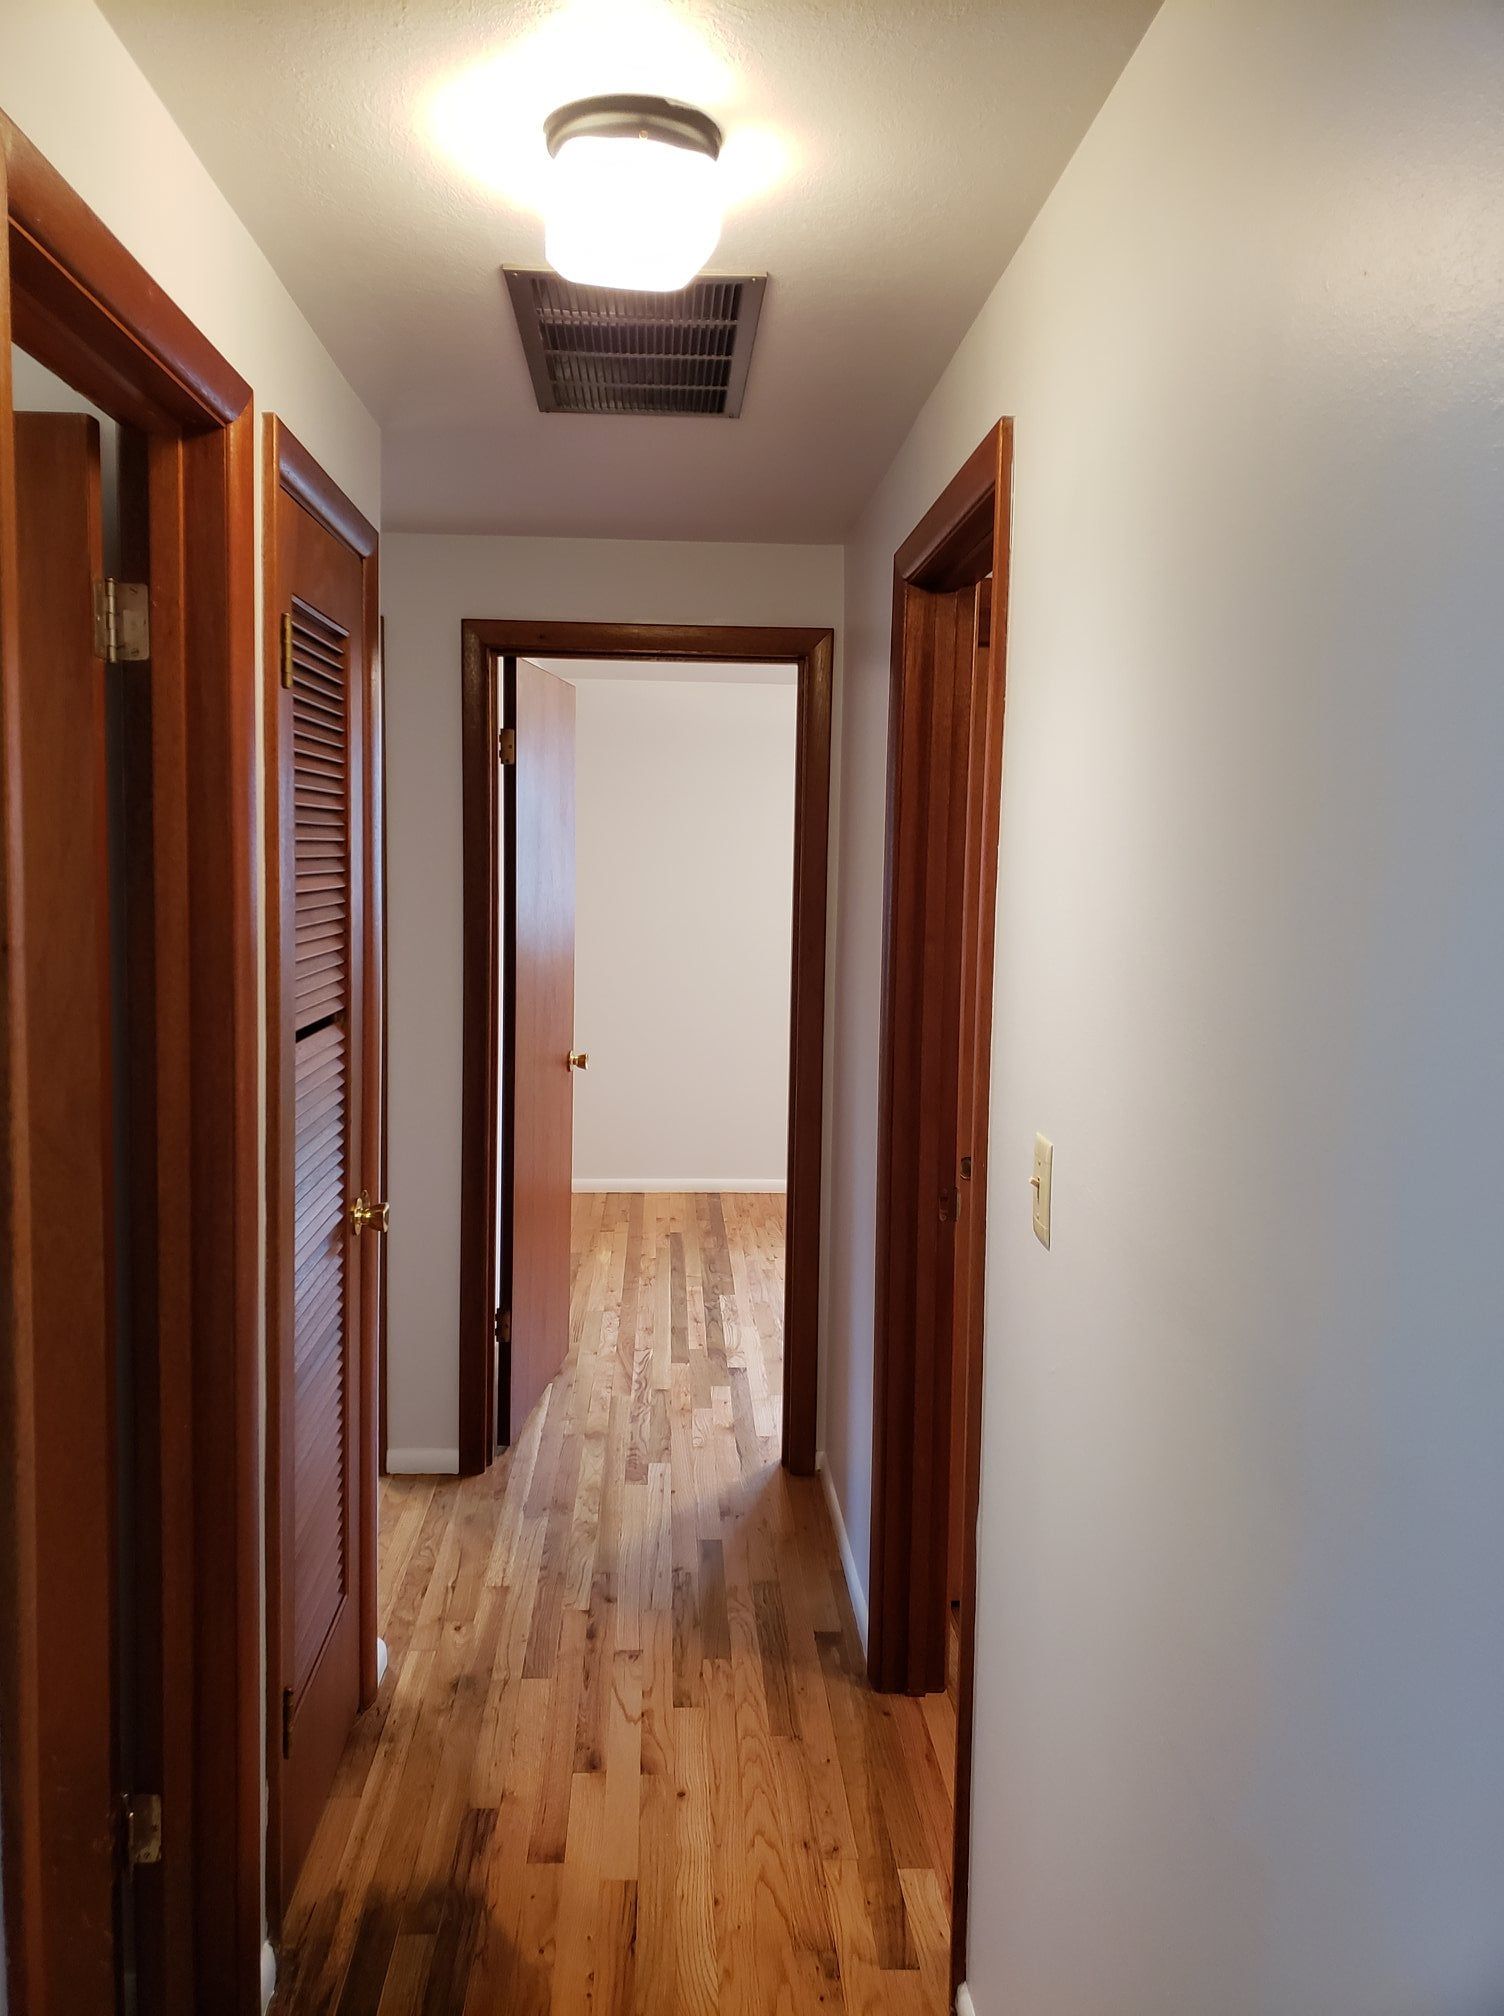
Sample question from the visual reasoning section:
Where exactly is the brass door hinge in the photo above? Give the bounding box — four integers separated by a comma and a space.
93, 579, 150, 663
282, 1685, 294, 1759
498, 726, 516, 765
496, 1307, 512, 1347
281, 611, 295, 689
122, 1792, 162, 1868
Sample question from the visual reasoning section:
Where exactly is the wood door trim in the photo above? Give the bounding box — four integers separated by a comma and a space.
2, 116, 249, 430
0, 106, 261, 2014
458, 620, 833, 1478
262, 413, 382, 1936
867, 420, 1014, 1995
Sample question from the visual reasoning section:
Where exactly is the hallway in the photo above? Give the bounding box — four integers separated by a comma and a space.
275, 1193, 957, 2015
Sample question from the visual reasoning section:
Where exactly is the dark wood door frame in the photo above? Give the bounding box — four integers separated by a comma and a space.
262, 415, 382, 1936
458, 619, 834, 1479
0, 111, 262, 2014
867, 421, 1014, 1993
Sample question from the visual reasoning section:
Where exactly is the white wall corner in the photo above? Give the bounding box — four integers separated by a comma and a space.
816, 1451, 868, 1651
955, 1984, 977, 2016
261, 1940, 277, 2013
385, 1447, 460, 1476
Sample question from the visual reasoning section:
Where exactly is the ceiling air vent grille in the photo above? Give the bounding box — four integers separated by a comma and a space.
504, 269, 766, 418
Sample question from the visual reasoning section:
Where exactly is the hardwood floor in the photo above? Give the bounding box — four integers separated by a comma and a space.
274, 1192, 957, 2015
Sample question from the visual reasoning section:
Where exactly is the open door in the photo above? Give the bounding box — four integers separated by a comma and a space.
12, 409, 121, 2010
498, 654, 578, 1444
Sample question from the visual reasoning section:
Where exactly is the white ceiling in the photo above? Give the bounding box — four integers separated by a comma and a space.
98, 0, 1158, 540
533, 656, 797, 685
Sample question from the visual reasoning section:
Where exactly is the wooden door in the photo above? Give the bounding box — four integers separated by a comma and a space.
949, 580, 1001, 1608
875, 574, 981, 1693
274, 493, 370, 1897
13, 411, 120, 2009
500, 655, 577, 1443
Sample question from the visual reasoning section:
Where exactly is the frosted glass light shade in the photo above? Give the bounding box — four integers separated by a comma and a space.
545, 131, 722, 292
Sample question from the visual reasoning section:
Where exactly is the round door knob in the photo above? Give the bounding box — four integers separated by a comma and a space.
568, 1050, 590, 1071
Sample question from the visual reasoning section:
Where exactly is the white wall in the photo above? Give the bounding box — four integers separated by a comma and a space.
0, 0, 379, 520
383, 537, 841, 1468
826, 3, 1504, 2011
1, 3, 381, 1993
567, 668, 797, 1192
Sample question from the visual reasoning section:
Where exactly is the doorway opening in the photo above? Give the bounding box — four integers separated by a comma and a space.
457, 620, 833, 1483
1, 113, 261, 2015
532, 650, 800, 1488
868, 420, 1014, 1999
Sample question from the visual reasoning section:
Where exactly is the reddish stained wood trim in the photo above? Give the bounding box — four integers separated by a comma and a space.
457, 619, 834, 1481
458, 627, 503, 1475
0, 132, 44, 2016
866, 416, 1015, 1995
2, 115, 249, 429
0, 105, 261, 2015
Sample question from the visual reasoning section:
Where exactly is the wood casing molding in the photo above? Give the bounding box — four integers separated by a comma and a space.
457, 618, 834, 1481
262, 413, 382, 1937
867, 418, 1015, 1996
0, 105, 260, 2015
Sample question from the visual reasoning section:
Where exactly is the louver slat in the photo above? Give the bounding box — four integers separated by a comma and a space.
288, 598, 353, 1699
292, 1019, 348, 1691
291, 607, 351, 1033
504, 269, 766, 418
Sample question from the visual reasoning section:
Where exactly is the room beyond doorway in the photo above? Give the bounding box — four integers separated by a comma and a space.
543, 655, 798, 1197
457, 620, 833, 1483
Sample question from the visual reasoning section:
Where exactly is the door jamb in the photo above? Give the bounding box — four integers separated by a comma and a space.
0, 109, 262, 2014
867, 420, 1014, 1997
262, 414, 382, 1937
457, 619, 833, 1479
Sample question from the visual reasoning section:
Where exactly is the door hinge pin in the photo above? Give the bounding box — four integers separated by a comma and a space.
92, 578, 150, 664
498, 726, 516, 765
122, 1792, 162, 1868
282, 1685, 295, 1760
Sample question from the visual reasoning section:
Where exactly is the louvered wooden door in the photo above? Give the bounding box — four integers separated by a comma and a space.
274, 491, 370, 1898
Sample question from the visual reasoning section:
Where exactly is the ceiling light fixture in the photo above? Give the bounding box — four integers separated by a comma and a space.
543, 93, 723, 293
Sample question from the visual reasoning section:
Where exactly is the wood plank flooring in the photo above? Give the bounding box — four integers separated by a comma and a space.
274, 1192, 956, 2015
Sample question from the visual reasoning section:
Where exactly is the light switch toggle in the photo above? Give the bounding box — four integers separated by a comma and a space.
1031, 1135, 1053, 1248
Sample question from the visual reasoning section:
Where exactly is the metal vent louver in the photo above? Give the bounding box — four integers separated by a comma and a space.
504, 269, 766, 418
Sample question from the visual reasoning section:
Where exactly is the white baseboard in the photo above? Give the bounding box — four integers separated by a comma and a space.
375, 1635, 389, 1688
816, 1451, 868, 1652
261, 1940, 277, 2012
572, 1178, 787, 1194
385, 1447, 460, 1475
955, 1985, 977, 2016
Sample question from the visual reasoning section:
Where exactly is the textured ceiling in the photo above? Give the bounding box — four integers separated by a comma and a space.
98, 0, 1159, 538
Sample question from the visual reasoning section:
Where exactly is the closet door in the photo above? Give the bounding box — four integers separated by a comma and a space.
274, 490, 369, 1900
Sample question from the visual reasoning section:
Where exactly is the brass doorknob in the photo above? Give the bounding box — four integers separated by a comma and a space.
349, 1190, 391, 1236
568, 1051, 589, 1071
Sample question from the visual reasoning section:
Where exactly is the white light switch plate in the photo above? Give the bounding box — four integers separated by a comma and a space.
1032, 1134, 1053, 1248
